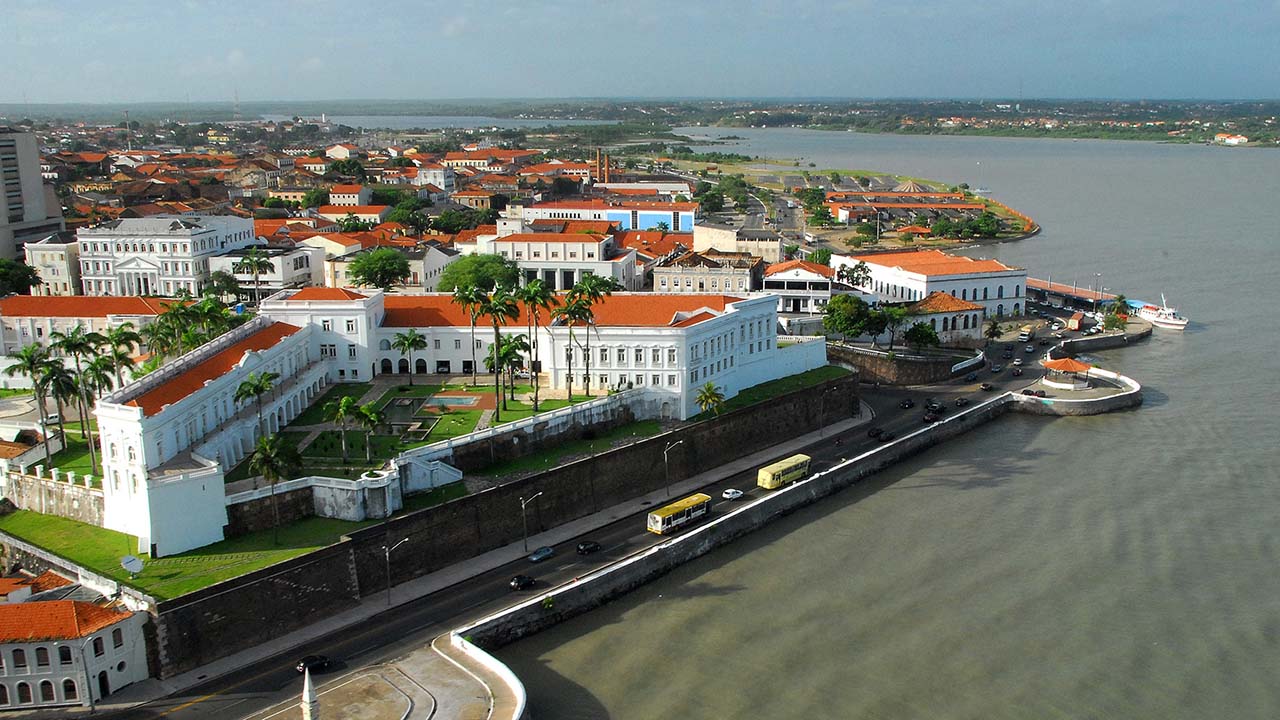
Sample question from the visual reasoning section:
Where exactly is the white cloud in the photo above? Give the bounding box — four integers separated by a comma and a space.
302, 56, 325, 72
440, 15, 469, 37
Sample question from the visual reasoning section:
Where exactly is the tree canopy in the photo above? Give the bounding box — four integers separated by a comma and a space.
904, 322, 941, 351
0, 258, 42, 295
437, 254, 520, 292
348, 248, 411, 290
823, 294, 873, 337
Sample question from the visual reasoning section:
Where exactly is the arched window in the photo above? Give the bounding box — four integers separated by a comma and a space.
983, 287, 989, 300
58, 646, 72, 665
92, 637, 104, 657
961, 288, 967, 300
997, 286, 1004, 298
34, 647, 49, 667
16, 683, 31, 704
378, 339, 391, 351
39, 681, 54, 703
930, 318, 936, 329
63, 680, 77, 701
1014, 303, 1021, 315
0, 683, 8, 704
997, 304, 1005, 317
112, 628, 124, 648
963, 315, 970, 329
12, 649, 25, 669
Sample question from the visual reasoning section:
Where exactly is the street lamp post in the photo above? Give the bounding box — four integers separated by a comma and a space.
382, 537, 408, 607
519, 492, 543, 552
78, 636, 97, 713
1094, 272, 1103, 313
663, 440, 684, 498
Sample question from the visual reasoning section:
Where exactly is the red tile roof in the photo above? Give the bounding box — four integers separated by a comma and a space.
533, 199, 699, 212
909, 291, 984, 314
28, 571, 74, 593
0, 600, 130, 643
317, 205, 390, 216
492, 232, 605, 244
765, 259, 834, 278
0, 296, 178, 318
380, 294, 741, 329
126, 322, 301, 415
852, 249, 1021, 277
330, 184, 365, 194
290, 287, 367, 301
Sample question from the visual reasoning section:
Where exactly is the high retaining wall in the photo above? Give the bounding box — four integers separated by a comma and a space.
1052, 323, 1152, 358
0, 469, 103, 527
828, 342, 977, 385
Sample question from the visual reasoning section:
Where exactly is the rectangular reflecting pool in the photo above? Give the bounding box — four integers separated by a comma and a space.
422, 395, 480, 407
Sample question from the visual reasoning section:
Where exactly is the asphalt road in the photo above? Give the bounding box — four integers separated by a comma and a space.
105, 364, 1046, 720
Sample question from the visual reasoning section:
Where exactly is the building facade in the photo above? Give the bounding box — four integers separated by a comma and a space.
653, 249, 763, 294
520, 199, 697, 232
24, 232, 81, 296
0, 296, 173, 358
0, 128, 65, 259
836, 249, 1027, 318
76, 216, 258, 296
692, 224, 785, 263
208, 244, 324, 299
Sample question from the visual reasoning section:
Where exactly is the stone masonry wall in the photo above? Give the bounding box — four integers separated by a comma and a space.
224, 486, 316, 537
828, 344, 963, 385
0, 473, 104, 527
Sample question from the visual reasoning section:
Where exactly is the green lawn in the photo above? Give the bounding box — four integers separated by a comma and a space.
374, 382, 445, 406
306, 430, 404, 460
472, 420, 664, 477
695, 365, 852, 419
224, 431, 308, 483
0, 510, 378, 600
292, 383, 373, 425
491, 396, 577, 425
0, 388, 31, 398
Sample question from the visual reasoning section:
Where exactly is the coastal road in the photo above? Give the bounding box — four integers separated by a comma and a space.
105, 366, 1045, 720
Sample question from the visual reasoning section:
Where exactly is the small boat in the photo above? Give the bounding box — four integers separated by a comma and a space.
972, 187, 992, 194
1137, 294, 1189, 330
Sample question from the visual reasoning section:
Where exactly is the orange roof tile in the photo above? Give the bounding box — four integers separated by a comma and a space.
852, 249, 1021, 277
765, 259, 834, 278
126, 322, 301, 415
290, 287, 367, 301
317, 205, 390, 215
909, 291, 984, 314
492, 232, 604, 244
379, 294, 741, 329
28, 571, 74, 593
0, 600, 130, 643
533, 199, 699, 212
0, 296, 179, 318
330, 184, 365, 194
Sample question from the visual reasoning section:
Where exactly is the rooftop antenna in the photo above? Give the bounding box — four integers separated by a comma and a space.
123, 109, 133, 152
233, 89, 242, 122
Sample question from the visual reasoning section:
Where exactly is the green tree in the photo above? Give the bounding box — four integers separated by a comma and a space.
697, 190, 725, 213
301, 188, 329, 208
809, 248, 833, 266
551, 296, 591, 403
338, 213, 374, 232
3, 345, 54, 464
101, 322, 142, 388
809, 206, 835, 226
500, 333, 530, 403
823, 294, 872, 338
355, 403, 385, 464
984, 317, 1003, 344
235, 371, 279, 442
82, 355, 116, 399
695, 382, 726, 416
881, 307, 910, 350
234, 247, 275, 306
43, 362, 77, 452
348, 248, 411, 290
451, 285, 485, 386
0, 258, 42, 295
1103, 312, 1126, 331
386, 201, 430, 233
653, 220, 670, 232
205, 270, 243, 303
50, 326, 104, 473
476, 286, 520, 421
330, 158, 366, 178
437, 254, 520, 292
262, 197, 286, 209
904, 322, 942, 352
391, 329, 427, 386
324, 394, 360, 464
835, 260, 871, 288
515, 279, 558, 411
568, 274, 621, 397
247, 433, 302, 545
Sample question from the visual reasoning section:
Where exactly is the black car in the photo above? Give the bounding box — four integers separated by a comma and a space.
1022, 389, 1036, 395
1011, 367, 1024, 376
955, 397, 970, 407
1034, 390, 1048, 398
576, 540, 602, 555
877, 431, 896, 442
1002, 351, 1014, 359
1039, 338, 1052, 346
297, 655, 332, 674
867, 426, 884, 439
510, 574, 536, 591
964, 372, 978, 381
925, 400, 945, 412
980, 382, 995, 391
923, 412, 941, 423
1004, 344, 1014, 351
899, 398, 916, 409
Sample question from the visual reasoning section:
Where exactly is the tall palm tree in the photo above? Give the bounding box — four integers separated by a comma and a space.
235, 247, 275, 306
42, 362, 77, 451
476, 286, 520, 421
82, 355, 116, 399
695, 381, 726, 416
248, 433, 302, 545
550, 296, 591, 404
501, 333, 530, 404
324, 394, 360, 464
50, 326, 104, 473
450, 285, 485, 386
984, 317, 1003, 345
140, 319, 176, 360
568, 274, 621, 397
391, 329, 427, 386
4, 344, 54, 465
102, 322, 142, 387
355, 403, 385, 464
234, 371, 280, 440
191, 295, 231, 338
515, 279, 557, 411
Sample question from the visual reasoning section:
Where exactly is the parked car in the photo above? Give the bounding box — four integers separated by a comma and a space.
510, 574, 536, 591
1013, 358, 1024, 366
527, 546, 555, 563
980, 382, 995, 391
1022, 389, 1036, 396
925, 400, 945, 412
899, 398, 916, 409
923, 412, 941, 423
867, 426, 884, 439
964, 372, 979, 381
296, 655, 332, 674
721, 488, 744, 501
1039, 338, 1052, 346
1002, 351, 1014, 359
877, 431, 896, 442
1025, 345, 1035, 353
576, 540, 603, 555
955, 397, 970, 407
991, 364, 1004, 373
1035, 390, 1048, 398
1011, 367, 1024, 376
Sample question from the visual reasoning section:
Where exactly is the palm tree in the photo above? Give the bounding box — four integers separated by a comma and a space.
391, 329, 427, 386
43, 362, 77, 451
568, 274, 621, 397
501, 333, 530, 404
235, 247, 275, 306
696, 381, 726, 416
101, 322, 142, 387
235, 371, 280, 440
984, 317, 1003, 345
50, 326, 104, 473
550, 296, 591, 404
476, 286, 520, 421
140, 319, 176, 360
4, 344, 54, 464
515, 279, 557, 411
450, 285, 485, 386
191, 295, 231, 339
324, 394, 360, 464
247, 433, 302, 545
355, 403, 385, 464
82, 355, 116, 399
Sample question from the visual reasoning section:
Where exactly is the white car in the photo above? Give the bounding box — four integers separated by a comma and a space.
1013, 358, 1024, 366
721, 488, 744, 500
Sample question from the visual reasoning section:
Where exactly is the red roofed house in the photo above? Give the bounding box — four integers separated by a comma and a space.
0, 600, 148, 708
0, 295, 178, 358
328, 184, 372, 207
316, 205, 391, 224
460, 219, 640, 290
908, 291, 985, 343
763, 259, 856, 315
836, 249, 1027, 318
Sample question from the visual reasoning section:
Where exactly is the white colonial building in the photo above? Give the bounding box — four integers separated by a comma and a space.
23, 231, 81, 296
457, 219, 640, 291
835, 249, 1027, 318
76, 216, 258, 296
907, 291, 986, 344
0, 295, 173, 358
208, 244, 324, 298
0, 601, 147, 709
762, 259, 859, 315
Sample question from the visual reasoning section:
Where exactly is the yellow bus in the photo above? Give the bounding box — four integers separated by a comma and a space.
646, 493, 713, 535
757, 454, 812, 490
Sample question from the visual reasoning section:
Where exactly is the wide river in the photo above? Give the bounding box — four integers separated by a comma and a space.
499, 129, 1280, 718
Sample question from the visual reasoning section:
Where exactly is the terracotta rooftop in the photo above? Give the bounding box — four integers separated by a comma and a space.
0, 600, 130, 643
532, 199, 699, 211
317, 205, 390, 215
290, 287, 368, 301
491, 232, 605, 244
852, 249, 1021, 277
330, 184, 365, 194
765, 259, 834, 278
379, 294, 742, 329
909, 291, 984, 314
0, 296, 178, 318
126, 322, 302, 416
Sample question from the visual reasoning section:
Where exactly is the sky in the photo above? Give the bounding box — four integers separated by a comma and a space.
4, 0, 1280, 104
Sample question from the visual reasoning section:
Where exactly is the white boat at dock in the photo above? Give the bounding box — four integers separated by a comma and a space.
1136, 294, 1189, 330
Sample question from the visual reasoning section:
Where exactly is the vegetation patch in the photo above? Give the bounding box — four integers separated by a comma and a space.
292, 383, 373, 425
471, 420, 663, 477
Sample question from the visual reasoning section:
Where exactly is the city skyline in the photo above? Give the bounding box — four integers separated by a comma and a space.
4, 0, 1280, 104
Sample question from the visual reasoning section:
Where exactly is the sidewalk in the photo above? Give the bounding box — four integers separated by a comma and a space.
70, 402, 874, 718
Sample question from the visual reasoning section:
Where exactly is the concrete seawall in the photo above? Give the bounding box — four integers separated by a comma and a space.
451, 370, 1143, 718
